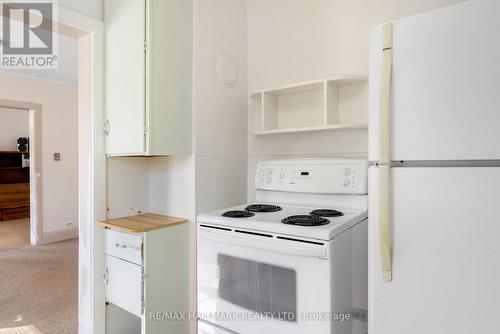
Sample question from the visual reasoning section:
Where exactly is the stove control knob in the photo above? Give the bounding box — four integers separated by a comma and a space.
267, 168, 273, 175
343, 178, 350, 186
344, 168, 351, 176
279, 172, 286, 179
266, 176, 272, 184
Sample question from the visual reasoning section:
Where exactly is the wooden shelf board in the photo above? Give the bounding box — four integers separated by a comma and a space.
97, 213, 187, 233
0, 151, 29, 154
0, 167, 29, 170
253, 123, 368, 136
250, 75, 368, 98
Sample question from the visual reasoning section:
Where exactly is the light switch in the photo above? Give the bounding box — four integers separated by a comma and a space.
54, 153, 61, 161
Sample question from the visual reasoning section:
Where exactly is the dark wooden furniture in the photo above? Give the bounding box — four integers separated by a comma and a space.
0, 151, 30, 221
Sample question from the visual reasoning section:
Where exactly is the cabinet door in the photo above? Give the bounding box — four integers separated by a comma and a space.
146, 0, 193, 155
105, 0, 146, 155
105, 255, 143, 317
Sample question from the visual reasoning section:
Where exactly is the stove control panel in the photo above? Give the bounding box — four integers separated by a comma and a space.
256, 159, 368, 194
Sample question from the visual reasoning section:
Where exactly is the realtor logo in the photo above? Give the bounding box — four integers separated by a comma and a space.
1, 0, 58, 69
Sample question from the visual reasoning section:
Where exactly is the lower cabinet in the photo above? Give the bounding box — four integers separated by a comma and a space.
105, 255, 143, 317
105, 303, 142, 334
101, 217, 189, 334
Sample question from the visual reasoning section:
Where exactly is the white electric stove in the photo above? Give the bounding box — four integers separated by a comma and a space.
197, 159, 368, 334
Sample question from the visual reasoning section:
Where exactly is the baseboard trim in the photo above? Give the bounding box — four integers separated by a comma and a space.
40, 227, 78, 244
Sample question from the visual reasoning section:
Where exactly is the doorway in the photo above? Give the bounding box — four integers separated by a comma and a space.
0, 107, 30, 250
0, 36, 78, 331
0, 5, 104, 334
0, 101, 43, 251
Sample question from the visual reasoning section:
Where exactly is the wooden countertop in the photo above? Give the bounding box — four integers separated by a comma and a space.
97, 213, 187, 233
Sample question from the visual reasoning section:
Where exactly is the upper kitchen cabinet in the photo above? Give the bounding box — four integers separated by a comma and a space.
105, 0, 193, 156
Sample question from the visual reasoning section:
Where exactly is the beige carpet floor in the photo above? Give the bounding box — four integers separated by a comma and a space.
0, 325, 42, 334
0, 239, 78, 334
0, 219, 30, 251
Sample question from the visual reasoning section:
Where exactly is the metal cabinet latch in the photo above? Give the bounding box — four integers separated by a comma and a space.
103, 268, 109, 285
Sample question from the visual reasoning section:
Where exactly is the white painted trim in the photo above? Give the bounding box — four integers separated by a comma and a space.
29, 106, 42, 246
0, 99, 42, 246
55, 5, 106, 334
40, 227, 78, 244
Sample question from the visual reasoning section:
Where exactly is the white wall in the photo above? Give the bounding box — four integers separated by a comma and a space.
148, 157, 196, 220
246, 0, 466, 199
138, 4, 250, 331
108, 156, 197, 221
60, 0, 104, 21
107, 157, 149, 219
0, 72, 79, 234
0, 108, 29, 151
193, 0, 248, 213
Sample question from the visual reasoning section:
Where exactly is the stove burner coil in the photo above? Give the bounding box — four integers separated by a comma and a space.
222, 210, 255, 218
245, 204, 282, 213
310, 209, 344, 217
281, 215, 330, 226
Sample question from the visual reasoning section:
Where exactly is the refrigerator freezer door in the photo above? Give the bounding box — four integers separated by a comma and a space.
369, 0, 500, 161
368, 166, 500, 334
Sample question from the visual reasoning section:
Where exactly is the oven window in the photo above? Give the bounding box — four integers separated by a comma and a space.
217, 254, 296, 321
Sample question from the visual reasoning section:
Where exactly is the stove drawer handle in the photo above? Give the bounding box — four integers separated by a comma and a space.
198, 228, 327, 258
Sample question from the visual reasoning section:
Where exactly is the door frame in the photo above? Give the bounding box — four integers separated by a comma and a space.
0, 99, 42, 245
54, 6, 106, 334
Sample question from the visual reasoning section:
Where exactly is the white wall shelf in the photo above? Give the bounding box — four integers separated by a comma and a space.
250, 75, 368, 135
254, 123, 368, 136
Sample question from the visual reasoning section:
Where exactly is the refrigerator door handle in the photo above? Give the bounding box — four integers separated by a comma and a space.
379, 165, 392, 281
379, 22, 393, 282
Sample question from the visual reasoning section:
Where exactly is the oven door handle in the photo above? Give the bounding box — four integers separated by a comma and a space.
198, 229, 327, 258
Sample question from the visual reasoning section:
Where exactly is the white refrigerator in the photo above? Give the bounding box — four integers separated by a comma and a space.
368, 1, 500, 333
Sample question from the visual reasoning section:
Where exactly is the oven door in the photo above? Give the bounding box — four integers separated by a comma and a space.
197, 225, 334, 334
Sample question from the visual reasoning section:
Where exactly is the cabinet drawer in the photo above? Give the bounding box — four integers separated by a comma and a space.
105, 229, 143, 265
105, 255, 143, 317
